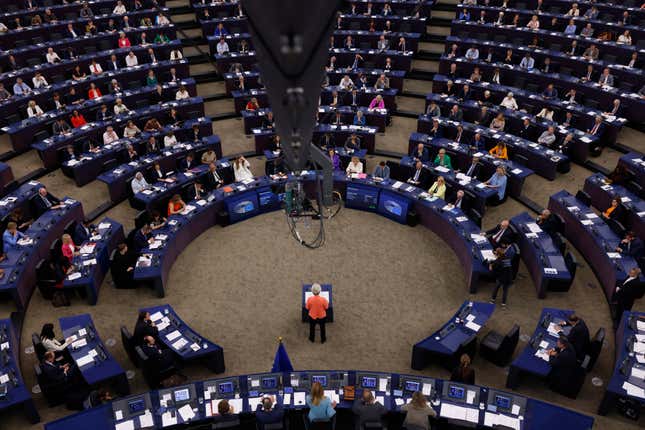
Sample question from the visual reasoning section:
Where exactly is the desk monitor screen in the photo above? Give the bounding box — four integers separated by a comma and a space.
261, 377, 277, 389
448, 385, 465, 400
362, 377, 376, 389
219, 382, 234, 394
494, 395, 511, 410
405, 381, 420, 392
312, 375, 327, 387
128, 398, 146, 415
173, 388, 190, 403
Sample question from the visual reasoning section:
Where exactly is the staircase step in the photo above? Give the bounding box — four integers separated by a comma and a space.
408, 69, 436, 80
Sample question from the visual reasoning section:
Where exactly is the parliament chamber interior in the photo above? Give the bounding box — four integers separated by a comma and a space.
0, 0, 644, 429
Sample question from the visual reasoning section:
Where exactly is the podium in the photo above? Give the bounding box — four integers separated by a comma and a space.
301, 284, 334, 322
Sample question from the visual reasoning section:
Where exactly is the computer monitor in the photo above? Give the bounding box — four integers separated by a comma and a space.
173, 388, 190, 403
405, 381, 420, 392
494, 395, 511, 411
362, 377, 376, 389
219, 382, 234, 394
127, 398, 146, 415
312, 375, 327, 387
448, 385, 465, 400
261, 377, 277, 389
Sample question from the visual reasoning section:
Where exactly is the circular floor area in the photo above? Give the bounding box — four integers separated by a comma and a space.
10, 208, 635, 429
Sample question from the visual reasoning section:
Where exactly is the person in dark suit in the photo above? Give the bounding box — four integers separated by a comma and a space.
463, 156, 481, 179
96, 104, 113, 122
516, 118, 534, 140
616, 231, 644, 259
351, 389, 387, 430
486, 219, 513, 248
407, 161, 427, 187
261, 111, 275, 129
255, 396, 285, 430
548, 336, 578, 389
558, 314, 589, 362
132, 225, 152, 254
179, 153, 196, 171
112, 243, 137, 288
41, 351, 79, 390
148, 84, 164, 105
141, 335, 175, 373
134, 311, 159, 345
536, 209, 558, 236
448, 104, 463, 122
410, 143, 430, 162
34, 187, 63, 215
489, 247, 513, 307
205, 163, 224, 190
613, 268, 644, 325
73, 220, 94, 245
187, 182, 205, 201
426, 119, 442, 138
449, 190, 468, 212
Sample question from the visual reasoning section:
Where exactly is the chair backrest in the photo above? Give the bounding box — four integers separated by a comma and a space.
363, 421, 384, 429
212, 417, 241, 429
263, 422, 284, 430
121, 326, 139, 366
564, 251, 577, 279
585, 327, 605, 371
32, 333, 46, 361
606, 218, 626, 237
501, 324, 520, 355
574, 190, 591, 207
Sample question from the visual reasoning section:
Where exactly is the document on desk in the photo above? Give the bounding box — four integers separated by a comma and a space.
138, 411, 154, 428
248, 397, 263, 411
440, 403, 468, 420
115, 420, 135, 430
632, 367, 645, 380
623, 381, 645, 398
379, 378, 388, 392
547, 322, 562, 337
466, 390, 476, 404
324, 390, 340, 404
634, 342, 645, 354
638, 320, 645, 331
293, 391, 306, 406
166, 330, 181, 341
150, 311, 164, 322
177, 404, 195, 421
394, 398, 405, 406
76, 353, 95, 367
480, 250, 496, 261
171, 338, 188, 351
305, 291, 330, 301
157, 318, 170, 331
535, 349, 550, 362
161, 411, 177, 427
228, 398, 244, 412
465, 321, 481, 332
71, 338, 87, 349
526, 223, 542, 233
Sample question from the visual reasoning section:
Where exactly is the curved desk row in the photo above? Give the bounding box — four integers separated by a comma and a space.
97, 134, 221, 203
133, 171, 493, 298
141, 304, 225, 373
0, 180, 42, 220
321, 86, 398, 111
0, 199, 83, 309
328, 47, 414, 72
412, 300, 495, 370
424, 88, 596, 163
618, 152, 645, 193
432, 74, 623, 147
417, 114, 567, 181
0, 0, 136, 20
599, 311, 645, 415
253, 124, 378, 155
214, 50, 257, 75
583, 173, 645, 239
337, 13, 428, 34
0, 57, 188, 131
8, 79, 197, 159
456, 4, 645, 47
507, 308, 573, 389
0, 315, 39, 424
327, 68, 406, 92
547, 190, 643, 303
510, 212, 572, 298
62, 119, 215, 187
63, 218, 125, 305
0, 163, 14, 197
44, 368, 594, 430
60, 313, 130, 396
332, 29, 422, 53
32, 96, 205, 169
408, 133, 533, 198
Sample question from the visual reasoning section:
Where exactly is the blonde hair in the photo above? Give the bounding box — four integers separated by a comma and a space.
310, 381, 324, 406
410, 391, 428, 408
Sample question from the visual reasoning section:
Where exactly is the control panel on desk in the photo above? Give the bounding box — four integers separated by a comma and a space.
203, 377, 242, 417
247, 372, 283, 394
356, 372, 391, 394
395, 376, 436, 401
442, 382, 480, 406
112, 392, 154, 427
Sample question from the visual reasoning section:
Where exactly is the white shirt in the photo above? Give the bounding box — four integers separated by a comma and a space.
42, 337, 70, 352
27, 104, 43, 117
233, 160, 253, 181
32, 76, 49, 88
339, 78, 354, 90
89, 63, 103, 74
346, 161, 363, 174
114, 103, 129, 114
170, 50, 183, 60
164, 135, 177, 147
500, 96, 518, 110
103, 130, 119, 144
176, 90, 189, 100
617, 35, 632, 45
536, 108, 553, 121
124, 126, 140, 138
46, 52, 61, 63
125, 54, 139, 67
157, 15, 170, 25
217, 41, 230, 55
131, 176, 149, 194
113, 4, 126, 14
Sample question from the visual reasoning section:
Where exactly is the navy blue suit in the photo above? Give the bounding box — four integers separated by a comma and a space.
255, 404, 284, 429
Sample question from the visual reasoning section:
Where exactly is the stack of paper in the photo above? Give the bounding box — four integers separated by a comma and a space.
304, 291, 330, 301
546, 322, 562, 337
534, 349, 550, 362
293, 392, 306, 405
484, 412, 520, 430
623, 381, 645, 399
161, 411, 177, 427
166, 331, 181, 341
76, 353, 94, 367
177, 404, 195, 421
247, 397, 263, 411
324, 390, 340, 404
171, 338, 188, 350
115, 420, 135, 430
